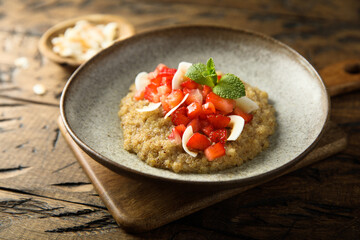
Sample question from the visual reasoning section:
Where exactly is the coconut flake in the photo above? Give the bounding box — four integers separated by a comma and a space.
235, 96, 259, 113
227, 115, 245, 141
164, 93, 189, 119
172, 62, 192, 89
136, 102, 161, 112
182, 126, 197, 157
135, 72, 149, 92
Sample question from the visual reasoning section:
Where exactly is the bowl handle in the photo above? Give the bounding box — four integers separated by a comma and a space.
319, 59, 360, 97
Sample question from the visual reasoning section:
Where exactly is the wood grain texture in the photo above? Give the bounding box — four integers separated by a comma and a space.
0, 0, 359, 239
58, 118, 347, 233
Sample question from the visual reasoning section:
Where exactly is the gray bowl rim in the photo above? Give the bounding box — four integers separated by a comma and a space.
60, 25, 330, 187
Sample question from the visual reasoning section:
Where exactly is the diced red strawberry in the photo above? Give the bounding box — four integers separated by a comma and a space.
202, 124, 214, 136
207, 114, 231, 129
186, 133, 211, 150
181, 80, 200, 89
182, 87, 191, 95
202, 85, 212, 98
187, 102, 202, 119
164, 89, 185, 109
204, 142, 226, 161
168, 127, 182, 145
209, 129, 227, 144
134, 90, 145, 101
175, 124, 186, 137
158, 67, 177, 76
157, 85, 172, 95
144, 83, 160, 102
202, 102, 216, 115
171, 107, 190, 126
206, 92, 235, 114
185, 89, 203, 105
187, 118, 201, 133
233, 107, 253, 124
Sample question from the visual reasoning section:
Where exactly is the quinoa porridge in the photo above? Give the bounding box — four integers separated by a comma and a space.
118, 59, 276, 173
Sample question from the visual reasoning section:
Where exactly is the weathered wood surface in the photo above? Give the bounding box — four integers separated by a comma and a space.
58, 119, 347, 233
0, 0, 359, 239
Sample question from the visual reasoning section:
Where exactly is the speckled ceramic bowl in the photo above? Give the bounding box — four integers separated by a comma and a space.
60, 26, 329, 188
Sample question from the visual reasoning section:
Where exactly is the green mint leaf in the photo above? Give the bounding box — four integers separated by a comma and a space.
206, 58, 218, 86
185, 63, 215, 87
213, 74, 245, 99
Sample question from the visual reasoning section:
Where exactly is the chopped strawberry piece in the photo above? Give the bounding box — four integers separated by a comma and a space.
187, 102, 202, 119
181, 80, 200, 89
202, 102, 216, 115
204, 142, 226, 161
156, 63, 167, 71
134, 90, 145, 101
161, 95, 171, 112
168, 127, 182, 145
175, 124, 186, 137
174, 106, 187, 115
187, 118, 201, 133
202, 85, 212, 98
209, 129, 227, 144
185, 89, 203, 105
186, 133, 211, 150
171, 107, 190, 126
182, 87, 191, 95
206, 92, 235, 114
164, 89, 185, 109
172, 113, 189, 126
158, 67, 177, 76
233, 107, 253, 124
157, 85, 172, 95
207, 114, 231, 129
202, 124, 214, 136
144, 83, 160, 102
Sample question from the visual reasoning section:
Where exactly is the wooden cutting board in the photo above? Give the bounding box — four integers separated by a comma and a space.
57, 59, 359, 232
58, 118, 346, 233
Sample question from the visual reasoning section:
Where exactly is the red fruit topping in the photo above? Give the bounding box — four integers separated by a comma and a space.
134, 90, 145, 101
186, 133, 211, 150
202, 102, 216, 115
181, 79, 200, 89
204, 142, 226, 161
175, 124, 186, 137
206, 92, 235, 114
202, 124, 214, 136
187, 102, 202, 119
233, 107, 253, 124
164, 89, 185, 109
207, 114, 231, 129
185, 89, 203, 105
202, 85, 212, 98
209, 129, 227, 144
157, 85, 172, 95
144, 83, 160, 103
168, 127, 182, 145
187, 118, 201, 133
171, 107, 190, 126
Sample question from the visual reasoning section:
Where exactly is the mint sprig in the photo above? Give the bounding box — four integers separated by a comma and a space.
213, 74, 245, 99
185, 58, 218, 87
184, 58, 245, 99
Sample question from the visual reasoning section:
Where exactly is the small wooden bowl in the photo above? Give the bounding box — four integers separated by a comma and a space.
38, 14, 135, 67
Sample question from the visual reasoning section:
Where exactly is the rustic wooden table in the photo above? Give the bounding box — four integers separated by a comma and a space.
0, 0, 359, 239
